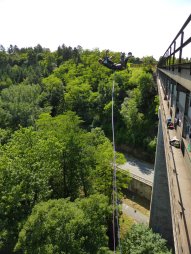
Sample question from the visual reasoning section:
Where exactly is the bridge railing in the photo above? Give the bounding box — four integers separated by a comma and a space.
129, 172, 152, 187
117, 166, 153, 187
158, 14, 191, 73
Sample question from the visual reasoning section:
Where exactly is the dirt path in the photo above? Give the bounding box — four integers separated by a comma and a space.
122, 203, 149, 224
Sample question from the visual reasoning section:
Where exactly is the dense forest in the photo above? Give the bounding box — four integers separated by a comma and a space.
0, 44, 170, 253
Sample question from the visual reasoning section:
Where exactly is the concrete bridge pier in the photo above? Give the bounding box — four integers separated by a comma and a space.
149, 110, 174, 248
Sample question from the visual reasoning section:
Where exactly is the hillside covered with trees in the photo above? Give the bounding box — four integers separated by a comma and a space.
0, 44, 170, 253
0, 44, 158, 155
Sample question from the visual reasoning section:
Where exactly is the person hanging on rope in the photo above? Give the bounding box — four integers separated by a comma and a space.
98, 50, 132, 70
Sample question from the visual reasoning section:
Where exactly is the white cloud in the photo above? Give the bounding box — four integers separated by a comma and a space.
0, 0, 190, 60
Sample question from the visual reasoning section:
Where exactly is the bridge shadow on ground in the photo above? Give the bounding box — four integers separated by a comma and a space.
122, 189, 150, 212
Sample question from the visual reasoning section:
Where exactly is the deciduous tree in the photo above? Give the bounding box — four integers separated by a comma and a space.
122, 224, 171, 254
15, 195, 111, 254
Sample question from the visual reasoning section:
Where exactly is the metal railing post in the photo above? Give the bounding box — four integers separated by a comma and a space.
178, 32, 184, 72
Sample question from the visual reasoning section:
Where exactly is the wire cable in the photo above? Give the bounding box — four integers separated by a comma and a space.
112, 74, 122, 254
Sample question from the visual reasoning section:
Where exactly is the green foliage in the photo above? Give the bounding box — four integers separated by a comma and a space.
128, 68, 144, 87
137, 72, 156, 110
122, 224, 171, 254
0, 127, 63, 249
0, 77, 13, 90
15, 195, 111, 254
41, 74, 64, 116
121, 94, 145, 146
154, 95, 159, 115
36, 112, 96, 199
0, 83, 48, 129
141, 56, 157, 65
120, 68, 158, 154
0, 45, 158, 252
0, 112, 128, 251
0, 128, 12, 145
147, 137, 157, 154
0, 45, 158, 155
64, 79, 93, 123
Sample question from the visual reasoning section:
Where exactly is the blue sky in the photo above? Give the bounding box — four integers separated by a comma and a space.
0, 0, 190, 60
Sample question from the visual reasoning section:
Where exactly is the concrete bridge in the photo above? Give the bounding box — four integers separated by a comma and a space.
149, 14, 191, 254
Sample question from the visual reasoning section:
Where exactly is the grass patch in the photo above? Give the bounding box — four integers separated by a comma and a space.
120, 213, 135, 239
122, 190, 150, 217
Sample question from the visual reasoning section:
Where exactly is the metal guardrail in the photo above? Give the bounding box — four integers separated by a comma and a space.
129, 63, 157, 68
117, 166, 153, 187
130, 172, 153, 187
158, 14, 191, 73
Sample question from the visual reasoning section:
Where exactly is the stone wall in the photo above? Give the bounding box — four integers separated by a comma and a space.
128, 178, 152, 201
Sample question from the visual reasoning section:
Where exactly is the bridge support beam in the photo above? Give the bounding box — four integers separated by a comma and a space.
149, 111, 174, 248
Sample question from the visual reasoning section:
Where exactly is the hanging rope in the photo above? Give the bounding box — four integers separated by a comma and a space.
112, 74, 122, 254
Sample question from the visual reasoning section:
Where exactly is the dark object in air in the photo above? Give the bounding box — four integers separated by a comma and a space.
98, 50, 132, 71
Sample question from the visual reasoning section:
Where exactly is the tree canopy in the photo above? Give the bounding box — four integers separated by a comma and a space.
0, 44, 161, 253
122, 224, 171, 254
0, 111, 129, 252
15, 195, 111, 254
0, 45, 158, 156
